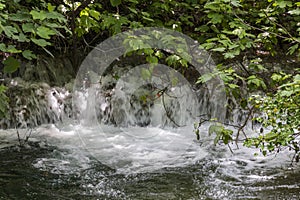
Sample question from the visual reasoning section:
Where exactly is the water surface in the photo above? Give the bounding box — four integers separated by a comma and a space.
0, 125, 300, 199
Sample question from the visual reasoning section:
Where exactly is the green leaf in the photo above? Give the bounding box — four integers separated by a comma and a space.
47, 3, 56, 12
0, 84, 7, 94
166, 55, 181, 66
287, 44, 299, 55
214, 134, 221, 145
208, 124, 223, 136
0, 43, 5, 51
240, 98, 248, 109
204, 2, 220, 11
195, 25, 210, 32
37, 26, 56, 39
110, 0, 121, 7
0, 3, 5, 10
279, 90, 293, 97
271, 73, 282, 82
294, 74, 300, 81
230, 0, 241, 7
247, 75, 266, 89
6, 45, 22, 53
288, 9, 300, 15
211, 47, 226, 52
275, 0, 293, 8
22, 50, 37, 60
0, 84, 9, 118
16, 32, 30, 42
196, 73, 213, 84
128, 7, 138, 14
9, 12, 31, 22
2, 26, 18, 38
46, 12, 67, 23
194, 129, 200, 140
89, 10, 101, 20
146, 55, 158, 64
22, 23, 35, 33
80, 9, 89, 17
207, 13, 224, 24
31, 38, 51, 47
3, 56, 20, 73
223, 52, 235, 59
228, 83, 239, 89
201, 42, 215, 50
30, 10, 47, 21
142, 16, 154, 22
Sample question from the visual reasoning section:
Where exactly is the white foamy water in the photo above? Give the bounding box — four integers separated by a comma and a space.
22, 124, 207, 174
73, 125, 207, 173
0, 123, 293, 176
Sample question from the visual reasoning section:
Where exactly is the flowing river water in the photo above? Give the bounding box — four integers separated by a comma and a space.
1, 123, 300, 199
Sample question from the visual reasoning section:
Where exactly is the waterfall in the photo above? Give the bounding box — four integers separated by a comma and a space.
0, 79, 72, 129
72, 63, 226, 129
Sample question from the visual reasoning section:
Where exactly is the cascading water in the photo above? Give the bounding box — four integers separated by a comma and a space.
0, 79, 72, 129
69, 62, 215, 173
75, 64, 202, 127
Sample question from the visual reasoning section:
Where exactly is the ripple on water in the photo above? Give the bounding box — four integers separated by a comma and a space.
1, 126, 300, 199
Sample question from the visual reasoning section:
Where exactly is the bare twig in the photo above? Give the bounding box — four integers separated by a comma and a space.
161, 88, 185, 127
228, 144, 234, 154
235, 106, 254, 146
25, 129, 32, 143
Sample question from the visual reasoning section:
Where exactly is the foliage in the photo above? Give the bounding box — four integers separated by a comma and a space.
245, 73, 300, 158
0, 0, 68, 73
192, 0, 300, 159
201, 0, 300, 57
209, 123, 233, 146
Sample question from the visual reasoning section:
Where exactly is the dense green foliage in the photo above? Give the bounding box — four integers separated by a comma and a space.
0, 0, 68, 65
245, 72, 300, 158
0, 0, 299, 159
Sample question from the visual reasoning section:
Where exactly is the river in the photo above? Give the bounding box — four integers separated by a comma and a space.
0, 124, 299, 199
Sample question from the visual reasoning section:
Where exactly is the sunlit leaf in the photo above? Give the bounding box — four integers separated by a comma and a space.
30, 10, 47, 20
211, 47, 226, 52
0, 3, 5, 10
47, 3, 56, 12
22, 23, 35, 33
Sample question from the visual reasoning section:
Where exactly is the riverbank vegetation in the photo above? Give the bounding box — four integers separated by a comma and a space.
0, 0, 299, 160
